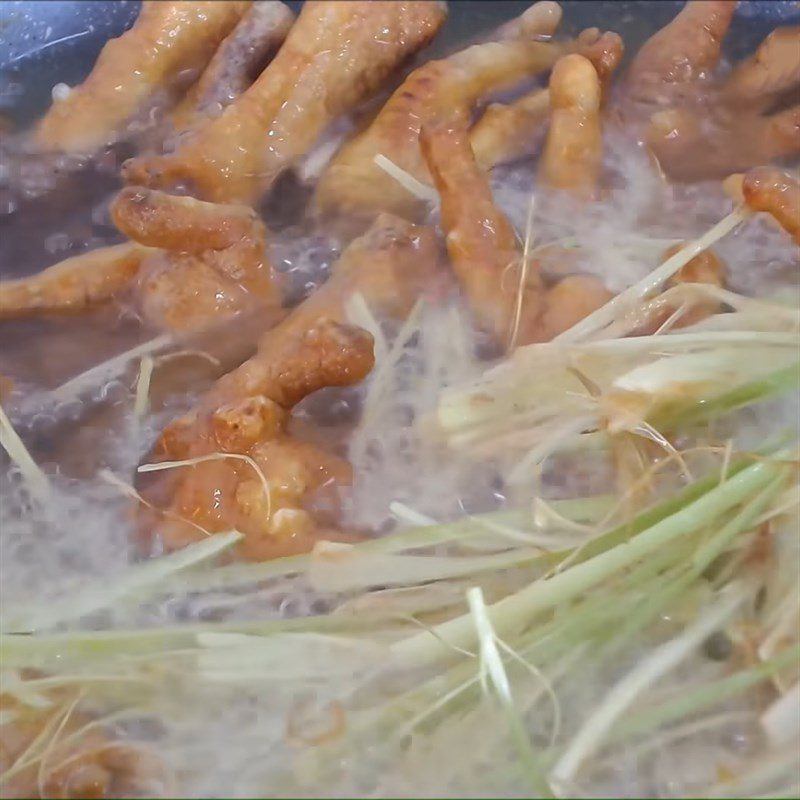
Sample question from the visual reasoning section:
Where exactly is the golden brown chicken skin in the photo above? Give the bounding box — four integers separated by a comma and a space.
466, 28, 622, 171
741, 166, 800, 244
142, 215, 440, 561
646, 103, 800, 181
122, 1, 447, 204
626, 0, 736, 104
539, 53, 604, 197
628, 3, 799, 181
420, 111, 612, 350
0, 189, 280, 333
35, 1, 250, 154
0, 243, 152, 319
724, 26, 800, 109
314, 2, 567, 222
169, 1, 296, 137
110, 188, 281, 331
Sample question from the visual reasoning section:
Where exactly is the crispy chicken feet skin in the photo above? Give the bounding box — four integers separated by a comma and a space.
0, 189, 280, 332
469, 88, 551, 171
35, 1, 250, 154
123, 1, 447, 204
110, 188, 281, 332
144, 215, 439, 560
629, 3, 800, 181
420, 113, 612, 349
468, 30, 622, 171
170, 1, 296, 137
146, 321, 375, 562
646, 103, 800, 182
0, 243, 151, 319
724, 26, 800, 109
539, 54, 603, 197
740, 167, 800, 244
626, 0, 736, 104
314, 3, 567, 222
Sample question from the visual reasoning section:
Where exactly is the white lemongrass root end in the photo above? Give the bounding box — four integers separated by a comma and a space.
133, 355, 154, 419
761, 681, 800, 746
373, 154, 439, 203
0, 404, 50, 501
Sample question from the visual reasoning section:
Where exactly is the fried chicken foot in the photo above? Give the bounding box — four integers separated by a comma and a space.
492, 0, 563, 41
314, 3, 568, 221
626, 0, 736, 104
539, 54, 603, 197
0, 190, 280, 332
0, 689, 149, 799
469, 88, 550, 170
468, 30, 622, 171
35, 1, 250, 154
647, 103, 800, 181
146, 321, 374, 561
741, 167, 800, 244
109, 187, 281, 331
123, 1, 447, 204
0, 243, 151, 319
143, 215, 439, 560
420, 113, 612, 349
170, 1, 296, 136
724, 27, 800, 109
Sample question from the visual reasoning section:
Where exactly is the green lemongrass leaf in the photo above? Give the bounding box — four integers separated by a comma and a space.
552, 206, 752, 344
389, 458, 787, 670
613, 348, 797, 397
467, 587, 553, 798
549, 583, 750, 790
308, 545, 543, 593
654, 362, 800, 432
162, 498, 614, 596
0, 532, 244, 634
194, 631, 388, 683
0, 612, 407, 670
606, 477, 786, 653
611, 644, 800, 741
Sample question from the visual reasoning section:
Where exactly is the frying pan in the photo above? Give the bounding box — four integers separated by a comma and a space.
2, 0, 798, 127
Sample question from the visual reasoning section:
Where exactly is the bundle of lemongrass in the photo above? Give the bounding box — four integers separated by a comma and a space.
1, 206, 798, 798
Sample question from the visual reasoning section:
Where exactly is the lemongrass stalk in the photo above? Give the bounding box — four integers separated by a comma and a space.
133, 355, 154, 418
390, 459, 785, 669
549, 583, 750, 791
0, 532, 244, 634
373, 154, 438, 203
654, 362, 800, 432
760, 681, 800, 746
468, 587, 552, 797
0, 610, 405, 669
47, 334, 172, 404
309, 547, 544, 594
612, 645, 800, 740
0, 404, 50, 501
553, 206, 752, 344
606, 478, 785, 652
165, 498, 615, 595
